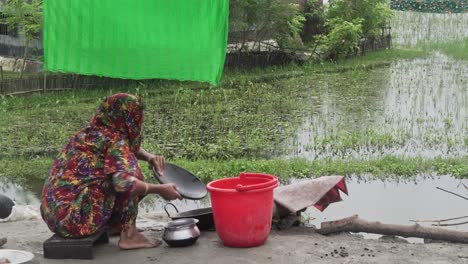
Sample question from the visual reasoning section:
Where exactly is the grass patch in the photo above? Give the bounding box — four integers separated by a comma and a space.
2, 156, 467, 186
316, 48, 430, 68
225, 47, 430, 79
422, 38, 468, 60
173, 156, 468, 181
1, 46, 464, 182
1, 71, 42, 80
0, 59, 404, 162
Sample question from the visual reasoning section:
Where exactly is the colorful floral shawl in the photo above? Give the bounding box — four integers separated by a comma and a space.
41, 93, 145, 237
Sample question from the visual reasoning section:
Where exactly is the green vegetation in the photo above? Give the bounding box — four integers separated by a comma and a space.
1, 72, 41, 80
319, 17, 364, 60
1, 0, 42, 77
1, 156, 466, 185
327, 0, 392, 38
1, 5, 467, 188
1, 46, 467, 186
422, 38, 468, 60
228, 0, 395, 60
229, 0, 306, 48
0, 48, 431, 158
231, 47, 429, 78
308, 0, 394, 60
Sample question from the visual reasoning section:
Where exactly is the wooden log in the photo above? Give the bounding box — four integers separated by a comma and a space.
318, 215, 468, 243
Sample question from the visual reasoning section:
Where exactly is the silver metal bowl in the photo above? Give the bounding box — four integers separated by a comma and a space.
163, 218, 200, 247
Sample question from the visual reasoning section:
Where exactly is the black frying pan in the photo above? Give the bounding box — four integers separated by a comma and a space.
0, 194, 14, 219
164, 203, 214, 231
152, 163, 207, 200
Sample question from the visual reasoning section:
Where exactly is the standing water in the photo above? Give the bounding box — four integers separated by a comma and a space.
303, 175, 468, 242
0, 10, 467, 241
288, 53, 467, 160
391, 11, 468, 46
0, 179, 40, 207
0, 179, 40, 222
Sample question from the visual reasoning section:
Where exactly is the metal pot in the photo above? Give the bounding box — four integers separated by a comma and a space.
164, 203, 214, 231
163, 218, 200, 247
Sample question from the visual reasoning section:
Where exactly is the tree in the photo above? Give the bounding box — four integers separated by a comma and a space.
1, 0, 42, 78
327, 0, 393, 39
229, 0, 305, 50
320, 17, 363, 60
311, 0, 393, 60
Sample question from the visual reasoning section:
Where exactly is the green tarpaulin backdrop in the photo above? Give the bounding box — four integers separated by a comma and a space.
44, 0, 229, 85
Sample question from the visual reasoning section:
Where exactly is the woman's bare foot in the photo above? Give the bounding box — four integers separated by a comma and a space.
118, 226, 161, 250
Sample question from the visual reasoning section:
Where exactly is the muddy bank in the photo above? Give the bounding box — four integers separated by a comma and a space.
1, 219, 468, 264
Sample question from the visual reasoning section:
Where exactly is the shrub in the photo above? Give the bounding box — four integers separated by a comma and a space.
327, 0, 393, 39
319, 17, 363, 60
229, 0, 306, 49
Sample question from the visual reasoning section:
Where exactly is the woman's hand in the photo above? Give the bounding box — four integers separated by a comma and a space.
157, 183, 182, 200
131, 181, 182, 200
148, 155, 165, 176
136, 148, 166, 175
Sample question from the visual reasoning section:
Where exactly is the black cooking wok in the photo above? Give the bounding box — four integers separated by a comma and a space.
0, 194, 14, 219
152, 163, 207, 200
164, 203, 214, 231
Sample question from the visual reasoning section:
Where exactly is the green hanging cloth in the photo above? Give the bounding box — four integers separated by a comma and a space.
43, 0, 229, 85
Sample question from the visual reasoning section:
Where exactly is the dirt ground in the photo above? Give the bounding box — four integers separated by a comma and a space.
1, 218, 468, 264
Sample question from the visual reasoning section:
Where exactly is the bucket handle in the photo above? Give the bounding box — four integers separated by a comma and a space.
240, 172, 276, 181
236, 173, 278, 192
164, 203, 179, 218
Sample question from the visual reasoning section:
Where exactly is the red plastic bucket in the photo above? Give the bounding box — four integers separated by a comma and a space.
207, 172, 278, 247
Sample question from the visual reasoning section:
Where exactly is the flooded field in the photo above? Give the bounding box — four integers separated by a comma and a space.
391, 11, 468, 46
0, 11, 467, 242
288, 53, 467, 160
2, 51, 466, 162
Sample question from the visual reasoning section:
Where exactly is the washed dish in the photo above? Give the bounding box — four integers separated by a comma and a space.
152, 163, 207, 200
0, 249, 34, 264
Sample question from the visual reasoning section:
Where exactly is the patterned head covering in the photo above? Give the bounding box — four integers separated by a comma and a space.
90, 93, 144, 153
41, 93, 146, 237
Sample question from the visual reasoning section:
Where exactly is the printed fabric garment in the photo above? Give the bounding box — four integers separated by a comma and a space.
41, 93, 145, 237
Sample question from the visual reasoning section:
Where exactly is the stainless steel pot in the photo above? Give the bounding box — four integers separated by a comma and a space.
163, 218, 200, 247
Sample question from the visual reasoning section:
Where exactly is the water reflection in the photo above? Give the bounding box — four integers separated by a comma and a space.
300, 175, 468, 242
0, 178, 40, 206
382, 53, 467, 157
391, 11, 468, 46
289, 53, 467, 159
141, 174, 468, 244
